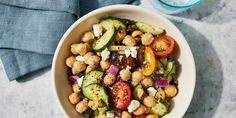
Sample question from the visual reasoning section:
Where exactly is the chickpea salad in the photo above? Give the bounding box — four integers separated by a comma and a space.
65, 17, 179, 118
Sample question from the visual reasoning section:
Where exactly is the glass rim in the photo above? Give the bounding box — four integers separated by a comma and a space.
159, 0, 203, 8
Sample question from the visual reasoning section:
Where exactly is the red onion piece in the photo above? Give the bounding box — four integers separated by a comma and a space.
107, 65, 119, 76
69, 76, 79, 84
154, 79, 169, 88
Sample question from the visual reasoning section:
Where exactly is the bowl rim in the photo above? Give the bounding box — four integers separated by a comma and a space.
52, 4, 196, 118
159, 0, 203, 8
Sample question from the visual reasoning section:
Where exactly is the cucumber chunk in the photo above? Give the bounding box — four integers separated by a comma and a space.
108, 45, 139, 51
151, 100, 168, 116
136, 22, 165, 35
100, 18, 126, 30
133, 83, 147, 101
92, 27, 115, 51
82, 70, 104, 88
82, 84, 109, 106
82, 71, 109, 106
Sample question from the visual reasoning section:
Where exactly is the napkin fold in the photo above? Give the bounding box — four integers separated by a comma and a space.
0, 0, 135, 81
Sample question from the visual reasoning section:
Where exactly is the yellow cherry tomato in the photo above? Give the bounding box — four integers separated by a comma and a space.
142, 47, 156, 76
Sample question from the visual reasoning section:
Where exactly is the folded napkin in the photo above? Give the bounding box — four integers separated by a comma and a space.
0, 0, 136, 81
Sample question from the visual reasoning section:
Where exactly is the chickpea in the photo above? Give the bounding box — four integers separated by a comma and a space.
68, 92, 81, 104
81, 31, 94, 43
146, 114, 158, 118
84, 43, 92, 51
70, 43, 90, 55
155, 88, 165, 100
133, 104, 146, 115
119, 69, 131, 81
131, 30, 143, 42
100, 60, 110, 70
85, 55, 101, 67
85, 65, 96, 73
164, 85, 178, 97
143, 96, 156, 107
72, 61, 86, 75
141, 33, 154, 45
72, 83, 81, 93
75, 98, 89, 113
65, 56, 76, 68
145, 107, 151, 114
132, 70, 143, 84
103, 73, 116, 86
84, 52, 94, 64
122, 35, 136, 46
141, 76, 153, 88
121, 111, 131, 118
88, 100, 98, 110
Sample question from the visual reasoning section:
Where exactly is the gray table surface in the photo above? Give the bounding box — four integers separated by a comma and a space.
0, 0, 236, 118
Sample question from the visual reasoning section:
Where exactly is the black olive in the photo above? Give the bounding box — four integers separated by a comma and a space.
120, 18, 135, 25
151, 73, 160, 80
138, 46, 145, 64
111, 52, 118, 61
88, 109, 94, 118
126, 24, 137, 34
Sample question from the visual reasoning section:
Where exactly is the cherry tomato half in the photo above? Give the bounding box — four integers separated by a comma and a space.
151, 35, 175, 57
132, 114, 146, 118
111, 82, 132, 110
142, 47, 156, 76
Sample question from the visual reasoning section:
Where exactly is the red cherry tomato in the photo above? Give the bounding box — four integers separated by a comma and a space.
132, 114, 146, 118
151, 35, 175, 57
111, 82, 132, 109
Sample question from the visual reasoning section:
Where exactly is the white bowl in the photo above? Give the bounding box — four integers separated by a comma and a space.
52, 5, 196, 118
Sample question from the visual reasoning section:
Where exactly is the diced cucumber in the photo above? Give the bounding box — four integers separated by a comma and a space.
82, 70, 104, 88
157, 60, 165, 75
159, 58, 168, 68
98, 106, 108, 114
81, 71, 109, 105
92, 27, 115, 51
135, 22, 165, 35
82, 84, 109, 106
108, 45, 139, 51
151, 100, 168, 116
133, 83, 147, 101
100, 18, 126, 30
169, 63, 176, 75
164, 61, 174, 76
157, 59, 177, 79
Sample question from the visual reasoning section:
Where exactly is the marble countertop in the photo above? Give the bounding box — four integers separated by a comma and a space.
0, 0, 236, 118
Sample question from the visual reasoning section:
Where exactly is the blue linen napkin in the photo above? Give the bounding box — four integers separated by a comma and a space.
0, 0, 135, 81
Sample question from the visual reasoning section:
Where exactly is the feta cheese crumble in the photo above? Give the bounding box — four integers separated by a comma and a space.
124, 48, 131, 58
77, 76, 84, 87
93, 24, 103, 37
124, 47, 138, 58
101, 48, 110, 61
126, 65, 131, 70
147, 87, 157, 96
118, 55, 123, 61
106, 112, 115, 118
128, 100, 140, 113
130, 47, 138, 58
